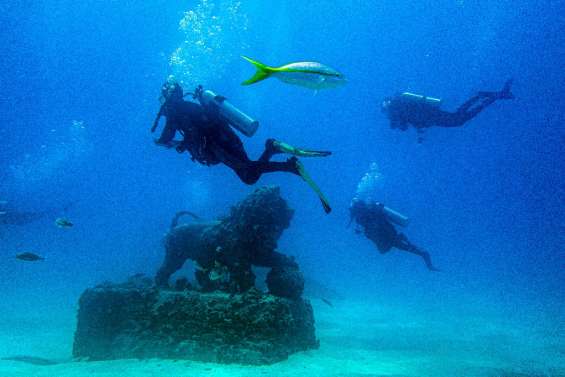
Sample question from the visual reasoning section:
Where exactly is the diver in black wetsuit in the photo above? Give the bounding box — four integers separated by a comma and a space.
349, 199, 439, 271
381, 80, 514, 142
152, 78, 332, 213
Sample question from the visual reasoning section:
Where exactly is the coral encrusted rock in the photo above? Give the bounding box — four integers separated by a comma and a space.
72, 280, 318, 365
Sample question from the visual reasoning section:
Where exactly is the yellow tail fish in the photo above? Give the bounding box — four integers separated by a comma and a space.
241, 56, 346, 90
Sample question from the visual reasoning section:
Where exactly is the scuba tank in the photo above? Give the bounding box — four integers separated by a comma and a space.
194, 86, 259, 137
382, 205, 409, 227
400, 92, 442, 107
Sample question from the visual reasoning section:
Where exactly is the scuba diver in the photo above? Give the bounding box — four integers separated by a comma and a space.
151, 76, 332, 213
381, 79, 514, 142
349, 163, 439, 271
350, 199, 439, 271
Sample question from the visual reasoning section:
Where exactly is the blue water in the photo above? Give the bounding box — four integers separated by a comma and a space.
1, 1, 563, 375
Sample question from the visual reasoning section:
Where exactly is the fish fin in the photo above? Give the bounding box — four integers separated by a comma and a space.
241, 56, 273, 85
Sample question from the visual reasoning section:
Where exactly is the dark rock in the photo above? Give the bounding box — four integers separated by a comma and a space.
72, 283, 318, 364
266, 267, 305, 299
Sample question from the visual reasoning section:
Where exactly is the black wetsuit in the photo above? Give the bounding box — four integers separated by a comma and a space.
156, 99, 297, 184
350, 200, 439, 271
385, 79, 513, 141
386, 94, 499, 134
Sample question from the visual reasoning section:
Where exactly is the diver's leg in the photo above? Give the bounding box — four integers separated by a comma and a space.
456, 95, 484, 113
436, 95, 496, 127
217, 143, 299, 185
211, 128, 301, 183
409, 248, 440, 272
453, 80, 514, 125
459, 96, 497, 123
394, 233, 440, 271
243, 159, 301, 183
478, 79, 514, 100
208, 137, 259, 183
218, 141, 332, 213
258, 139, 279, 162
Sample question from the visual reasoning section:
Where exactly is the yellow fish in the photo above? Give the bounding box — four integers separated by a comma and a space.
241, 56, 346, 90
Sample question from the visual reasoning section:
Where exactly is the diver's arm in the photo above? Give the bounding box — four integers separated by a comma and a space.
155, 121, 181, 147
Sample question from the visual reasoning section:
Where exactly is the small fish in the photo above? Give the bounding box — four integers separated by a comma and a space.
55, 217, 73, 228
16, 252, 44, 262
241, 56, 346, 90
321, 298, 334, 307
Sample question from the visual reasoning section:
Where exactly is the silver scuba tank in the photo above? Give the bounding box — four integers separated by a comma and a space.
401, 92, 442, 107
382, 205, 410, 227
197, 88, 259, 137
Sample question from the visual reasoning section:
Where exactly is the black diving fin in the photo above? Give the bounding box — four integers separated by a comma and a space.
499, 79, 514, 99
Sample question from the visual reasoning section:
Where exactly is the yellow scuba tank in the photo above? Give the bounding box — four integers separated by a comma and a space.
195, 86, 259, 137
401, 92, 442, 107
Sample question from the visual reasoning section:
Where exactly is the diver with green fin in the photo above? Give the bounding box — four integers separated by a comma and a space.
152, 76, 332, 213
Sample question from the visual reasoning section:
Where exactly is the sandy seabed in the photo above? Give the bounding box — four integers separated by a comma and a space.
0, 300, 563, 377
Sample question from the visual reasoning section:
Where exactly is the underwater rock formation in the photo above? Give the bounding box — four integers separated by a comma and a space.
73, 187, 319, 364
155, 186, 301, 296
266, 266, 305, 299
73, 278, 318, 364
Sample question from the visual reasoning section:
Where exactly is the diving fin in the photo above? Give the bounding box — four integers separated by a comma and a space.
293, 158, 332, 214
241, 56, 273, 85
499, 79, 514, 99
479, 79, 514, 100
273, 140, 332, 158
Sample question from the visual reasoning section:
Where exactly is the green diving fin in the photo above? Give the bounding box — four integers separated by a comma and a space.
294, 159, 332, 214
241, 56, 274, 85
274, 140, 332, 158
